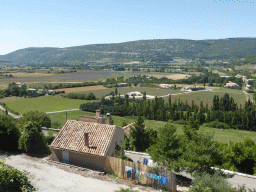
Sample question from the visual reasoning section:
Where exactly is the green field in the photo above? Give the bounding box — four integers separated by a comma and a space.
166, 89, 247, 107
5, 96, 96, 114
68, 87, 183, 98
47, 110, 256, 144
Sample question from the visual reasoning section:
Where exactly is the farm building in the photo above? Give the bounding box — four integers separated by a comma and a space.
117, 83, 128, 87
224, 81, 239, 88
50, 112, 124, 172
246, 85, 252, 90
127, 91, 142, 97
105, 95, 125, 100
38, 89, 48, 94
159, 84, 172, 89
26, 88, 37, 94
48, 90, 55, 94
16, 82, 26, 87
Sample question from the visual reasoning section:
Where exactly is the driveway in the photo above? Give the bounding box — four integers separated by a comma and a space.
0, 153, 160, 192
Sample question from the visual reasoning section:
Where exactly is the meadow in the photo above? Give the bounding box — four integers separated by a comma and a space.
65, 86, 183, 98
47, 110, 256, 144
166, 88, 247, 107
5, 96, 96, 114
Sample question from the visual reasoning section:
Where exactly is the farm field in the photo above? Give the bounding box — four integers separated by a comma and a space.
67, 87, 184, 98
55, 85, 108, 93
0, 70, 121, 88
5, 96, 97, 114
47, 111, 256, 143
0, 96, 26, 103
165, 89, 247, 107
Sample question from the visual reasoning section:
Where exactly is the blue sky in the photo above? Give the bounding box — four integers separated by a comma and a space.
0, 0, 255, 55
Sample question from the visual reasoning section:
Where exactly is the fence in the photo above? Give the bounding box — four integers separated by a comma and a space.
105, 156, 176, 192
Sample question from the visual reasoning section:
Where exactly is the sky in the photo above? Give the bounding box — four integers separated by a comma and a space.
0, 0, 255, 55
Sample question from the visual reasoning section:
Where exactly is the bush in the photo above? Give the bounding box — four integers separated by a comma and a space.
0, 115, 21, 151
18, 121, 48, 155
203, 120, 230, 129
45, 135, 55, 145
19, 111, 51, 129
189, 171, 233, 192
0, 162, 37, 192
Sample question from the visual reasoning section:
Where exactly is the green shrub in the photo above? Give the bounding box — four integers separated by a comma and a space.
189, 171, 233, 192
115, 187, 139, 192
0, 115, 21, 151
18, 121, 48, 155
0, 162, 37, 192
203, 120, 230, 129
45, 135, 55, 145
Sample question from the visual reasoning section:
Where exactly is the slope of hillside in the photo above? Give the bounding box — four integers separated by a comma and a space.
1, 38, 256, 64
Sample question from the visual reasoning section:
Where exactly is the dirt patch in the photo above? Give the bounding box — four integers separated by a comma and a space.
55, 85, 108, 93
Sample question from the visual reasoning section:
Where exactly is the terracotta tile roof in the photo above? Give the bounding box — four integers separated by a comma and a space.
122, 122, 148, 136
122, 122, 136, 136
51, 120, 117, 157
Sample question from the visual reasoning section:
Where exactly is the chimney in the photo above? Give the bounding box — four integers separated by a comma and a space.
96, 110, 101, 117
106, 113, 111, 125
84, 133, 89, 147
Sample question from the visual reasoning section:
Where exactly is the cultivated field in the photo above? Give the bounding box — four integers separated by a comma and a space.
5, 96, 96, 114
55, 85, 108, 93
47, 111, 256, 143
0, 96, 25, 103
0, 70, 121, 88
7, 72, 53, 77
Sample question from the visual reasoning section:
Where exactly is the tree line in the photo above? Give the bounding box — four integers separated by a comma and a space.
80, 92, 256, 131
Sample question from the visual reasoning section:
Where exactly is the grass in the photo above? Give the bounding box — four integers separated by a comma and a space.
165, 89, 247, 107
5, 96, 97, 114
70, 87, 183, 98
47, 110, 256, 143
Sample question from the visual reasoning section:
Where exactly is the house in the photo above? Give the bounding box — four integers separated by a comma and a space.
224, 81, 239, 88
127, 91, 142, 97
122, 122, 148, 137
48, 90, 55, 94
159, 84, 172, 89
26, 88, 37, 94
50, 112, 124, 172
16, 82, 26, 88
246, 85, 252, 90
117, 83, 128, 87
38, 89, 48, 94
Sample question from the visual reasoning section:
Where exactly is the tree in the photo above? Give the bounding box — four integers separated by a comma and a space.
178, 130, 222, 174
19, 111, 51, 129
148, 121, 181, 171
130, 116, 146, 152
18, 121, 48, 155
0, 162, 37, 192
0, 115, 21, 151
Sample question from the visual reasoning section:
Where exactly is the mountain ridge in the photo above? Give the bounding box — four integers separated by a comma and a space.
1, 38, 256, 64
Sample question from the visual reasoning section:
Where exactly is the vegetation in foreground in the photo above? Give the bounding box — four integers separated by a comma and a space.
0, 162, 37, 192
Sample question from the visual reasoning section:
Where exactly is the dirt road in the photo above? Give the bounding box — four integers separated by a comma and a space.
1, 154, 159, 192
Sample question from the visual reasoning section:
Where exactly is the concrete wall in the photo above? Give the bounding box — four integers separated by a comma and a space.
50, 148, 106, 172
106, 127, 124, 157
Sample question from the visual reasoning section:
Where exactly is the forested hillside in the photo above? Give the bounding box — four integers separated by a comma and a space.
1, 38, 256, 64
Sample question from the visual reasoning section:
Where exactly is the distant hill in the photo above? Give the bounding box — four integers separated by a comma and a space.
1, 38, 256, 64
